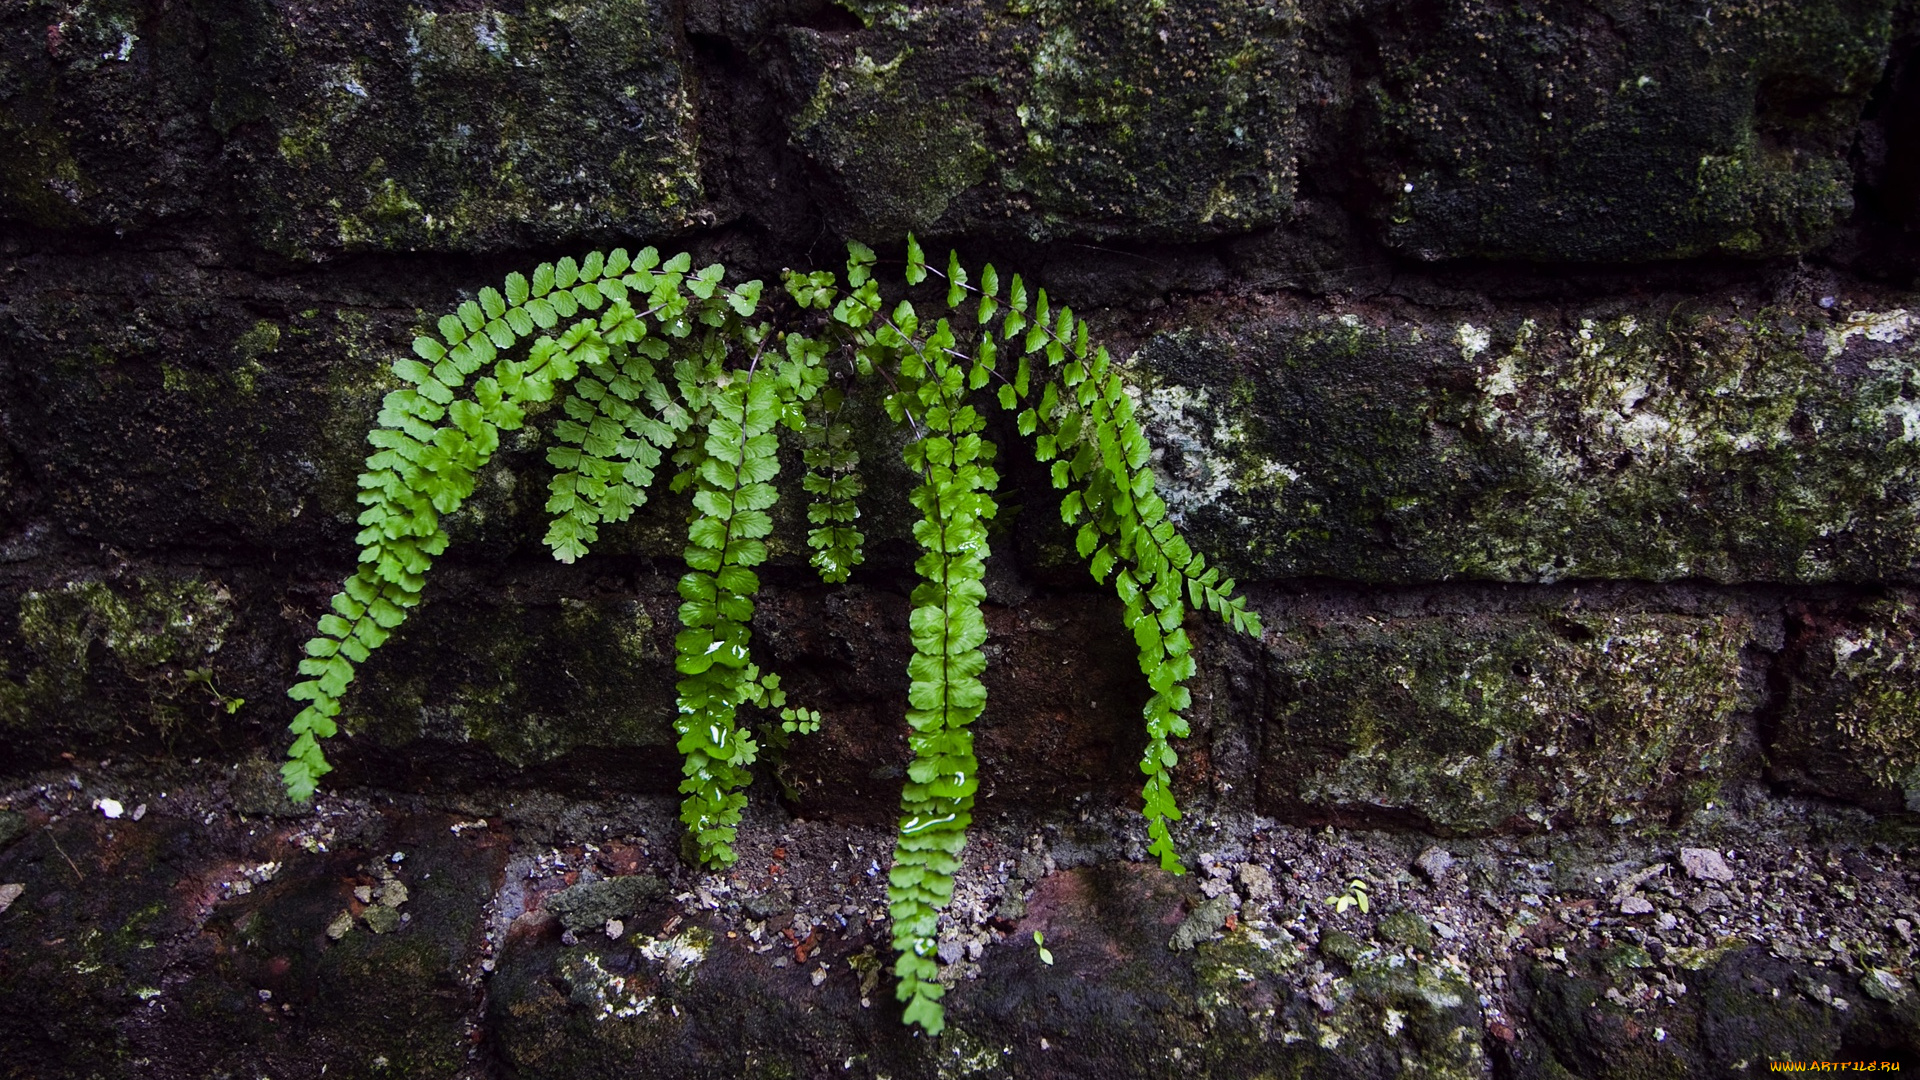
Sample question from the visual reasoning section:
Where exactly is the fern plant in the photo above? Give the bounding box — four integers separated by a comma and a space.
284, 237, 1262, 1034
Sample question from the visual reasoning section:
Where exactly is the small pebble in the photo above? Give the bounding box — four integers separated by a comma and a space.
1619, 896, 1655, 915
1236, 863, 1274, 901
1679, 848, 1735, 883
1686, 889, 1729, 914
325, 910, 353, 940
1414, 847, 1455, 883
95, 797, 123, 819
605, 919, 624, 940
0, 883, 23, 916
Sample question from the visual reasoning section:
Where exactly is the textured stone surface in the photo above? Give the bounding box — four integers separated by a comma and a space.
1363, 0, 1895, 261
489, 859, 1487, 1079
228, 0, 705, 258
0, 0, 221, 230
0, 794, 507, 1079
784, 0, 1300, 241
1260, 607, 1751, 830
0, 0, 704, 254
1772, 591, 1920, 812
0, 570, 250, 759
1, 0, 1918, 1072
1132, 296, 1920, 583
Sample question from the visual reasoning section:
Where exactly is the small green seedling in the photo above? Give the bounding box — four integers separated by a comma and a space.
1326, 878, 1370, 914
1034, 930, 1054, 965
185, 668, 245, 714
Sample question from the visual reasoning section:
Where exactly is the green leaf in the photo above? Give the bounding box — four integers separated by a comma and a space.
846, 241, 876, 288
946, 251, 967, 307
901, 992, 946, 1034
293, 249, 1268, 1012
904, 234, 927, 285
726, 279, 763, 317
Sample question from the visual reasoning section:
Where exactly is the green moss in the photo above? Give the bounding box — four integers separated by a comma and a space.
0, 119, 94, 229
1263, 612, 1748, 830
787, 0, 1298, 239
1378, 910, 1434, 951
1132, 300, 1920, 583
1774, 593, 1920, 809
225, 320, 280, 394
0, 575, 235, 744
161, 363, 222, 396
342, 595, 676, 768
1368, 0, 1893, 260
240, 0, 703, 258
792, 45, 992, 233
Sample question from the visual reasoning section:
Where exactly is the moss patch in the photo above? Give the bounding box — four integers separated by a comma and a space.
1364, 0, 1893, 260
0, 574, 236, 752
1131, 298, 1920, 583
1262, 611, 1750, 830
1772, 591, 1920, 811
231, 0, 703, 258
786, 0, 1299, 240
337, 590, 680, 784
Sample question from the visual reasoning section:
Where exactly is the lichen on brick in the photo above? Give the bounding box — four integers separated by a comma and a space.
1130, 297, 1920, 583
786, 0, 1299, 240
236, 0, 704, 258
1364, 0, 1894, 261
1774, 592, 1920, 810
1262, 612, 1750, 830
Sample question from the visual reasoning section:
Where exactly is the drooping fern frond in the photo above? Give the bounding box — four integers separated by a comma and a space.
284, 236, 1263, 1035
800, 375, 866, 583
918, 244, 1261, 875
669, 327, 830, 866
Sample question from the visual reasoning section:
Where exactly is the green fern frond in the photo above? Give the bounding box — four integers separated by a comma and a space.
285, 235, 1268, 1036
